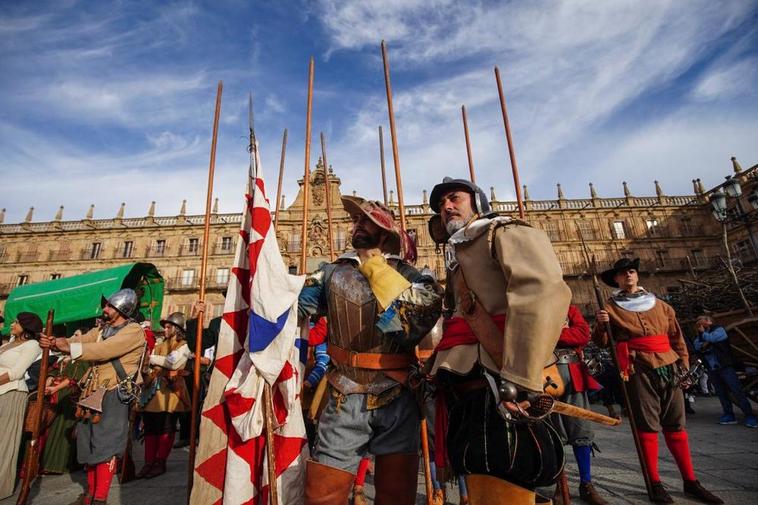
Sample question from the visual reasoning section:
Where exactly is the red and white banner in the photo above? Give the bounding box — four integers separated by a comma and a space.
191, 144, 308, 505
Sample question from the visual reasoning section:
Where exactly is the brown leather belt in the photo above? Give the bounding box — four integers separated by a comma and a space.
451, 377, 488, 395
327, 343, 414, 370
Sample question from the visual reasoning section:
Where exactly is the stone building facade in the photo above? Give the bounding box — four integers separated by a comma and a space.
1, 158, 755, 322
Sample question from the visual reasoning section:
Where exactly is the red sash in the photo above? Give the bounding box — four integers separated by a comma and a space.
617, 334, 671, 378
436, 314, 506, 351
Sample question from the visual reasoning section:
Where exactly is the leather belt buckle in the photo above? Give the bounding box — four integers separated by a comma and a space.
348, 350, 360, 368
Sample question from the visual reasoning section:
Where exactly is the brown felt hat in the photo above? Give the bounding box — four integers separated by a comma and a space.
341, 196, 402, 254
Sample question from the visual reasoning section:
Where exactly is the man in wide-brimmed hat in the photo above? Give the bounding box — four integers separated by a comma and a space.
426, 176, 571, 504
298, 195, 442, 505
595, 258, 723, 504
40, 288, 145, 505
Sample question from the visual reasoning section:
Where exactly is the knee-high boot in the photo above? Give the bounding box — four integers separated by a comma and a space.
303, 460, 354, 505
374, 453, 419, 505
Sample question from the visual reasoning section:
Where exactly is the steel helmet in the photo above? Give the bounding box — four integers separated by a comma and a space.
429, 177, 491, 214
101, 288, 139, 318
160, 312, 187, 333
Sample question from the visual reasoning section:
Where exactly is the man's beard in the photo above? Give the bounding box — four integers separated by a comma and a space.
445, 218, 467, 236
351, 231, 381, 249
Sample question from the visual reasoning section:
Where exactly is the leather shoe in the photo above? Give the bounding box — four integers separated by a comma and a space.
683, 480, 723, 504
579, 481, 609, 505
649, 482, 674, 504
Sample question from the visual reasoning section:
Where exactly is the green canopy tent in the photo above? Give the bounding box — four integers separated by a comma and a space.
3, 262, 164, 335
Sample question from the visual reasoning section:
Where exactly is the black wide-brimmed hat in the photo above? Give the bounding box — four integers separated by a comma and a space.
600, 257, 640, 288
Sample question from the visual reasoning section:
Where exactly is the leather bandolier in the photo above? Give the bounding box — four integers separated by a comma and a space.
325, 263, 413, 396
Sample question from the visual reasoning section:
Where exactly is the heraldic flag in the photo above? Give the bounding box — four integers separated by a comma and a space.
191, 143, 308, 505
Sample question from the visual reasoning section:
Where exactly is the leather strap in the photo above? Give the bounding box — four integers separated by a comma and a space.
451, 267, 504, 368
327, 343, 414, 370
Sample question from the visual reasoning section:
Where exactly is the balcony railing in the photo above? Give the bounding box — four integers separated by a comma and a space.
178, 244, 201, 256
213, 243, 235, 255
80, 248, 103, 260
166, 276, 199, 290
145, 245, 168, 258
48, 249, 72, 261
16, 250, 40, 263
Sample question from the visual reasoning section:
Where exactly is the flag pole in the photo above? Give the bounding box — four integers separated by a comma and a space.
319, 132, 336, 261
494, 67, 525, 219
461, 105, 476, 184
380, 39, 434, 505
378, 125, 389, 205
188, 80, 223, 499
380, 40, 407, 231
274, 128, 288, 232
300, 57, 315, 274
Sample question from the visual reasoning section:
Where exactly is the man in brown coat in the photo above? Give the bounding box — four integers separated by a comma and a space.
41, 288, 145, 505
428, 177, 571, 504
595, 258, 722, 504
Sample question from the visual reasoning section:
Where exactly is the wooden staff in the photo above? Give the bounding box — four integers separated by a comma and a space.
300, 57, 315, 274
380, 40, 407, 231
378, 125, 389, 205
16, 309, 54, 505
494, 67, 525, 219
380, 39, 434, 505
461, 105, 476, 183
188, 80, 223, 498
274, 128, 288, 231
319, 132, 336, 261
577, 229, 654, 500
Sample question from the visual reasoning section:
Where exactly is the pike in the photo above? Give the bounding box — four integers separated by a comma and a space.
494, 67, 525, 219
300, 57, 314, 275
16, 309, 54, 505
578, 228, 655, 500
274, 128, 288, 231
188, 80, 223, 500
378, 125, 389, 205
461, 105, 476, 184
381, 39, 434, 505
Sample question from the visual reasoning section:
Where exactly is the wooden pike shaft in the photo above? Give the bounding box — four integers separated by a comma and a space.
378, 125, 388, 205
263, 384, 279, 505
419, 420, 435, 504
320, 132, 336, 261
16, 309, 54, 505
300, 57, 315, 274
274, 128, 288, 232
381, 40, 407, 232
461, 105, 476, 183
494, 67, 525, 219
188, 80, 223, 498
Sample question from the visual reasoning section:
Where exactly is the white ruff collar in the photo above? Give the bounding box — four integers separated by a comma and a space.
447, 216, 512, 246
611, 288, 657, 312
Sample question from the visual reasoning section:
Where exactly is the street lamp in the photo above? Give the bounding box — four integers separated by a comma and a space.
748, 189, 758, 211
709, 176, 753, 316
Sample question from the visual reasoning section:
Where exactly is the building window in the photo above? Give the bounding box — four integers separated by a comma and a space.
181, 269, 195, 286
155, 239, 166, 255
680, 217, 693, 236
543, 222, 561, 242
17, 274, 29, 286
655, 250, 669, 268
612, 221, 626, 240
620, 250, 635, 259
216, 267, 230, 286
188, 238, 199, 254
691, 249, 706, 266
734, 240, 755, 260
577, 221, 595, 240
89, 242, 102, 259
220, 236, 233, 252
288, 233, 301, 252
122, 241, 134, 258
288, 265, 298, 274
50, 273, 62, 280
645, 219, 659, 236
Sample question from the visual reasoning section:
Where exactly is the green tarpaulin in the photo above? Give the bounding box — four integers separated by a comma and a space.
3, 262, 164, 333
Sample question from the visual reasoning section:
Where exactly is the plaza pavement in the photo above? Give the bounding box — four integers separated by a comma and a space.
3, 396, 756, 504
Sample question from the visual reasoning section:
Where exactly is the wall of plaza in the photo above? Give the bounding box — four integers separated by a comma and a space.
1, 160, 755, 323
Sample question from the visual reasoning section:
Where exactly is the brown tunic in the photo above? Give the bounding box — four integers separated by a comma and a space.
593, 296, 688, 371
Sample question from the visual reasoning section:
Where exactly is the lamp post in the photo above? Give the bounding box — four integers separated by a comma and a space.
709, 180, 754, 316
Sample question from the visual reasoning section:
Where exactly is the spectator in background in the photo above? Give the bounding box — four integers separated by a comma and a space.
694, 315, 756, 428
0, 312, 43, 498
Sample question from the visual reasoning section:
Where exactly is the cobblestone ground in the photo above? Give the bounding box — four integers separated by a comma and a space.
3, 397, 756, 504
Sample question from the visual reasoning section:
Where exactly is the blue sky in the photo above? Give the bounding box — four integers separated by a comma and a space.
1, 0, 757, 223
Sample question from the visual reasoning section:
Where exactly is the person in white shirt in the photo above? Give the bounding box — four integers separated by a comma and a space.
0, 312, 43, 498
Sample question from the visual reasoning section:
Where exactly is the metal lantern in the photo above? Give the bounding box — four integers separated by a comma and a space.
724, 175, 742, 198
748, 189, 758, 211
710, 189, 727, 214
